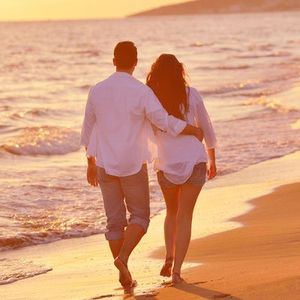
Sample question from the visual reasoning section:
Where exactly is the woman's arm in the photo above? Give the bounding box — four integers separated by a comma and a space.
193, 91, 217, 149
191, 88, 217, 179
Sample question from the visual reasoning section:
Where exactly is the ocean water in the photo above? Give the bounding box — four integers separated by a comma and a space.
0, 12, 300, 257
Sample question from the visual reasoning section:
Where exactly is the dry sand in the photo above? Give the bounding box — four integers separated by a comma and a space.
150, 182, 300, 300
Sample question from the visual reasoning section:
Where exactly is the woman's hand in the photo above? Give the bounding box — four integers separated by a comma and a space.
207, 148, 216, 180
207, 160, 217, 180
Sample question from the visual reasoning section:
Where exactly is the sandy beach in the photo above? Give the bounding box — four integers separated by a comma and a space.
151, 183, 300, 300
1, 151, 299, 300
1, 5, 300, 300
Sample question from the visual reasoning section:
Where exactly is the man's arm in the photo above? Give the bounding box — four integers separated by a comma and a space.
80, 88, 96, 149
144, 90, 203, 141
81, 88, 98, 187
181, 124, 204, 142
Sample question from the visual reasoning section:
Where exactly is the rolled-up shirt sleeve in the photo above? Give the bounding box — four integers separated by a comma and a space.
192, 88, 217, 149
80, 87, 96, 148
143, 89, 186, 137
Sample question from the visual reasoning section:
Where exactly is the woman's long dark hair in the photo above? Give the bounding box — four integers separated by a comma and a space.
146, 54, 189, 120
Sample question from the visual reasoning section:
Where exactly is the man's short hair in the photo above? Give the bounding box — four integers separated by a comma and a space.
114, 41, 137, 69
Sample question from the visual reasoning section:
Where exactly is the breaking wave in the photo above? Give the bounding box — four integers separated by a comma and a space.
0, 126, 81, 156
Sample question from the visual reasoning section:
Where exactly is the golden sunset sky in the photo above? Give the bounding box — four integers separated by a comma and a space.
0, 0, 189, 21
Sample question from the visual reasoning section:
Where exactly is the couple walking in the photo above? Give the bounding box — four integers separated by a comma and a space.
81, 41, 216, 288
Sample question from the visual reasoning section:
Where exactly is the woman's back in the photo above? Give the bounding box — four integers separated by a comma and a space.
154, 87, 216, 184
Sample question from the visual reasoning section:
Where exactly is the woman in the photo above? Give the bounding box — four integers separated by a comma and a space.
147, 54, 217, 284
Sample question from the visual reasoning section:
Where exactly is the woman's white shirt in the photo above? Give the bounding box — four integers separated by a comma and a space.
154, 87, 217, 184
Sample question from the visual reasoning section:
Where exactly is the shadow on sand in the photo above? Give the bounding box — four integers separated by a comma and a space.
121, 280, 242, 300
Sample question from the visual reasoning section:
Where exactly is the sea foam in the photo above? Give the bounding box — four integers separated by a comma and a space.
1, 126, 81, 156
0, 258, 52, 285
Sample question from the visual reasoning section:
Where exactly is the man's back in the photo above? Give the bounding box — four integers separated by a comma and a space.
83, 71, 156, 176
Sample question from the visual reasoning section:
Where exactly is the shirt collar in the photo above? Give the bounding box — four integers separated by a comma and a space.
113, 71, 133, 78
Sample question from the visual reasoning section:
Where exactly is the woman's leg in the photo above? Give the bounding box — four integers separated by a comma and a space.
172, 183, 202, 277
160, 186, 180, 262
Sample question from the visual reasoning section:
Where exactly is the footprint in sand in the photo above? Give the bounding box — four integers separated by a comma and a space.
89, 294, 114, 299
214, 293, 232, 299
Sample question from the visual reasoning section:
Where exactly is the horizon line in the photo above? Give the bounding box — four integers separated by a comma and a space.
0, 16, 125, 23
1, 9, 298, 23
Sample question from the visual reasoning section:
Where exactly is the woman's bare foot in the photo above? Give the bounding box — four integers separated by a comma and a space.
160, 257, 173, 277
114, 257, 132, 287
172, 272, 184, 284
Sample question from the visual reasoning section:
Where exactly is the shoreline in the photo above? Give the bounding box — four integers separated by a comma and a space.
0, 151, 299, 299
2, 147, 299, 255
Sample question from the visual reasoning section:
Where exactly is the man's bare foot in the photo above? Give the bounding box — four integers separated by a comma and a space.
160, 257, 173, 277
119, 272, 137, 288
114, 257, 132, 287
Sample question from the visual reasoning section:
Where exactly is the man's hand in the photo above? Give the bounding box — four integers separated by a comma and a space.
181, 124, 204, 142
86, 157, 98, 187
207, 160, 217, 180
193, 127, 204, 142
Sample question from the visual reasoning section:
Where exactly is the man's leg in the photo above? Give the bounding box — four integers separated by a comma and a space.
114, 165, 150, 280
115, 224, 145, 266
109, 239, 124, 259
97, 167, 128, 284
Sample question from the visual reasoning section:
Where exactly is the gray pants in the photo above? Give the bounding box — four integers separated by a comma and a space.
97, 164, 150, 240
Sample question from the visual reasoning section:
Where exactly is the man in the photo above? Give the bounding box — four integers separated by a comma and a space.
81, 41, 203, 288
